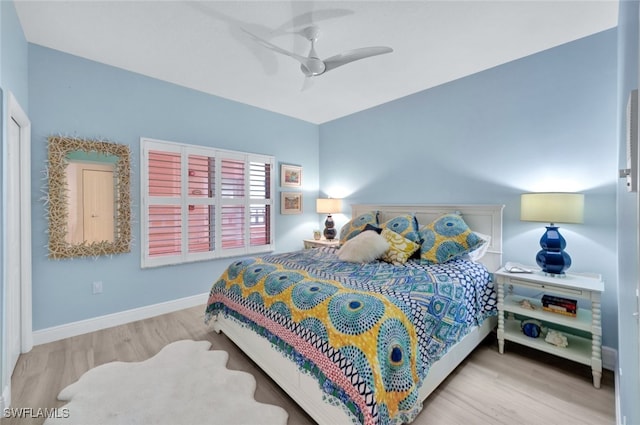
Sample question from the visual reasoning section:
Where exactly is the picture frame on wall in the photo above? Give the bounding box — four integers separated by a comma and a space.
281, 192, 303, 214
281, 164, 302, 187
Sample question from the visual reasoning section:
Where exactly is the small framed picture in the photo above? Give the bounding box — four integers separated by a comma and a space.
281, 192, 302, 214
281, 164, 302, 187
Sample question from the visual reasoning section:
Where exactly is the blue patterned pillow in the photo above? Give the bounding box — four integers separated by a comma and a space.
418, 213, 483, 265
380, 214, 420, 242
339, 211, 379, 245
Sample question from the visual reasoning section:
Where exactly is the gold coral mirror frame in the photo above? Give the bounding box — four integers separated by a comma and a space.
47, 136, 131, 258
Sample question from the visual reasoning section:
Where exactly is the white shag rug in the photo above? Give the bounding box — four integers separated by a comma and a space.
45, 340, 289, 425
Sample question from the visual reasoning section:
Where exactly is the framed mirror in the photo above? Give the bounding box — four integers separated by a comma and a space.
47, 136, 131, 258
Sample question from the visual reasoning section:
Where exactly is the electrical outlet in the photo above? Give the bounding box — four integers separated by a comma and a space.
92, 281, 103, 294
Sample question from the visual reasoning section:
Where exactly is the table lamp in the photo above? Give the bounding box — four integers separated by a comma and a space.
316, 198, 342, 240
520, 192, 584, 275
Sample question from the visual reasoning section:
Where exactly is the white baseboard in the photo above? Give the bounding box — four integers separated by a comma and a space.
33, 293, 209, 346
602, 345, 617, 371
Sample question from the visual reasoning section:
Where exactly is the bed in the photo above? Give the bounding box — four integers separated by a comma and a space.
205, 204, 504, 425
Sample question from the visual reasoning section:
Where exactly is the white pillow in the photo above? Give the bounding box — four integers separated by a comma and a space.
337, 230, 389, 263
466, 232, 491, 262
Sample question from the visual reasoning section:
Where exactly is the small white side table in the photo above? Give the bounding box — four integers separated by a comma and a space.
303, 239, 340, 249
493, 267, 604, 388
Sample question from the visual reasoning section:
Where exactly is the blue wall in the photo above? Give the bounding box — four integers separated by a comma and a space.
1, 1, 28, 107
320, 30, 619, 349
28, 45, 319, 330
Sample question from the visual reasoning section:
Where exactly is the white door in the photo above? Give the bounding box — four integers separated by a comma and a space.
82, 168, 115, 243
2, 92, 32, 408
65, 162, 115, 244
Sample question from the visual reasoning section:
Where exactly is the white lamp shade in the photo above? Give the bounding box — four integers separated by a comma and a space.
316, 198, 342, 214
520, 193, 584, 224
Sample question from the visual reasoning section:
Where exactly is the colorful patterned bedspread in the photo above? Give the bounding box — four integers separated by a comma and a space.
205, 247, 496, 425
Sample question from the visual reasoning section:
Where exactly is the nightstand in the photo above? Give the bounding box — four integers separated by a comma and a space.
303, 239, 340, 249
493, 267, 604, 388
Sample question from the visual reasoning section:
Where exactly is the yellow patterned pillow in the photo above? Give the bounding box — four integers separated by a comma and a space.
380, 228, 420, 265
418, 213, 484, 265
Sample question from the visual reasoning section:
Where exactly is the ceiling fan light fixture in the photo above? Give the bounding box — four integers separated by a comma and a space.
301, 59, 326, 77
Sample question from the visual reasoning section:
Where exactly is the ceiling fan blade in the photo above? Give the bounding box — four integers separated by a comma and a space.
275, 9, 354, 35
301, 75, 314, 92
241, 28, 310, 65
323, 46, 393, 73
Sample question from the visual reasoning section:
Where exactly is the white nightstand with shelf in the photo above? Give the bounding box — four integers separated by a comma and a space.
303, 239, 340, 249
493, 267, 604, 388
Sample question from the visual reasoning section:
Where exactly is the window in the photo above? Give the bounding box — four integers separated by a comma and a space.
141, 138, 274, 268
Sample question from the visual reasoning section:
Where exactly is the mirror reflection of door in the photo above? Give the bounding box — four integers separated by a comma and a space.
66, 161, 115, 244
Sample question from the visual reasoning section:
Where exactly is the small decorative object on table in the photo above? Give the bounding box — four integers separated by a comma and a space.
519, 299, 535, 310
545, 329, 569, 348
313, 230, 321, 240
521, 319, 542, 338
504, 262, 533, 273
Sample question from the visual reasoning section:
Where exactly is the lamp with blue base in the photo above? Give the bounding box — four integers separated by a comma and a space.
536, 224, 572, 275
316, 198, 342, 241
521, 193, 584, 276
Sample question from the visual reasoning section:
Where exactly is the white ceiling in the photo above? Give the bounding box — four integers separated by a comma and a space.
14, 1, 619, 124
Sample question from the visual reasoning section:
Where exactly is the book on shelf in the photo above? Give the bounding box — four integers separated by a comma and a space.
542, 305, 577, 317
541, 294, 577, 317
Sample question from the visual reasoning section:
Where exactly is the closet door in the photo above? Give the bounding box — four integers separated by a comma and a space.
82, 168, 115, 243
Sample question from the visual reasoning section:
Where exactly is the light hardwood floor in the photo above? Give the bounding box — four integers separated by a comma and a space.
8, 306, 615, 425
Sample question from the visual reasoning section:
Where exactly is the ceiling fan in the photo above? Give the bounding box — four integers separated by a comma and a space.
243, 26, 393, 79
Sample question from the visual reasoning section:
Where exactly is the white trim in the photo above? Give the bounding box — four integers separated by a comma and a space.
602, 345, 617, 371
33, 293, 208, 346
1, 92, 32, 411
7, 92, 33, 355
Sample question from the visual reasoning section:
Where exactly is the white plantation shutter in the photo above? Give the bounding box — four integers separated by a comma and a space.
186, 152, 215, 258
141, 138, 274, 268
147, 147, 182, 260
220, 157, 246, 253
249, 161, 271, 247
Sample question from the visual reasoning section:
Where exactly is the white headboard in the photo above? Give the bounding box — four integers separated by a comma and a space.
351, 204, 505, 272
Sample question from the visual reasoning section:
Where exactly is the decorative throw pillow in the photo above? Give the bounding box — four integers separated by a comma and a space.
337, 230, 389, 263
379, 214, 420, 242
465, 232, 491, 262
339, 211, 379, 245
380, 228, 420, 266
418, 213, 484, 265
